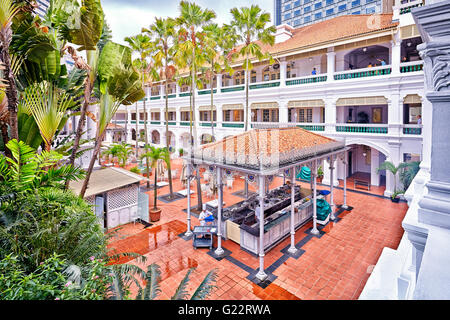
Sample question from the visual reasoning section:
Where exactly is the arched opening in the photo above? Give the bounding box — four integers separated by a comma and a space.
200, 133, 215, 145
344, 45, 390, 70
139, 129, 146, 142
180, 132, 193, 150
403, 94, 422, 124
151, 130, 160, 144
165, 131, 176, 150
131, 129, 136, 141
341, 143, 388, 195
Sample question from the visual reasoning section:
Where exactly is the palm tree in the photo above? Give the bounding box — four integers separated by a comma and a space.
144, 17, 177, 199
124, 34, 156, 189
176, 1, 216, 212
58, 0, 105, 189
109, 262, 218, 300
399, 161, 420, 191
377, 160, 411, 198
201, 23, 238, 136
22, 81, 74, 151
0, 0, 21, 140
139, 146, 167, 212
79, 41, 145, 198
229, 5, 276, 131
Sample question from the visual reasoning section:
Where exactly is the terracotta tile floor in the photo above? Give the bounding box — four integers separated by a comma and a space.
106, 158, 407, 300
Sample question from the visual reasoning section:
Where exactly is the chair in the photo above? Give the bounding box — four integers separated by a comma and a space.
226, 177, 234, 189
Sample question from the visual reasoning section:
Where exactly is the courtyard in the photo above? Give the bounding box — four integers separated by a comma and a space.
107, 158, 408, 300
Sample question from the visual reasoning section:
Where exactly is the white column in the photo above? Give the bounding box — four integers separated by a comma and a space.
288, 169, 298, 254
342, 151, 348, 209
325, 99, 336, 133
323, 157, 339, 186
217, 104, 223, 126
391, 38, 401, 75
370, 148, 380, 187
388, 94, 402, 136
279, 100, 289, 124
160, 84, 165, 97
311, 160, 319, 235
326, 49, 336, 82
176, 108, 181, 127
329, 155, 336, 221
280, 59, 287, 87
256, 175, 267, 281
176, 83, 180, 96
127, 109, 132, 143
185, 164, 193, 237
215, 167, 224, 256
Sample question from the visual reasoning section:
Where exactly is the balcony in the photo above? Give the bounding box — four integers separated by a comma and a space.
335, 123, 388, 134
249, 80, 280, 90
399, 1, 424, 14
294, 123, 326, 132
403, 124, 422, 135
199, 121, 217, 127
400, 61, 424, 73
334, 65, 392, 80
198, 89, 217, 95
286, 74, 327, 86
221, 84, 245, 93
222, 122, 245, 128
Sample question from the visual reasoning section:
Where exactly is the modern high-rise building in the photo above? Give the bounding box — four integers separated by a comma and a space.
35, 0, 50, 18
274, 0, 393, 28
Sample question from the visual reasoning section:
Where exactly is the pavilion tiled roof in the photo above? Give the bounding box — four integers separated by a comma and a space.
193, 127, 345, 171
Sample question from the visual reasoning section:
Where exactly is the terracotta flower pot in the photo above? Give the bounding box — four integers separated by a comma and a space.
149, 208, 161, 222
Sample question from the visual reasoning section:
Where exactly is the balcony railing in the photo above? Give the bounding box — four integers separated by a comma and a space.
164, 94, 176, 99
294, 123, 326, 132
335, 123, 388, 134
222, 122, 245, 128
180, 121, 191, 126
249, 80, 280, 90
221, 84, 245, 93
286, 74, 327, 86
198, 89, 217, 95
403, 124, 422, 135
399, 1, 424, 14
400, 61, 424, 73
334, 65, 392, 80
150, 96, 161, 100
179, 92, 192, 97
199, 121, 217, 127
150, 121, 161, 125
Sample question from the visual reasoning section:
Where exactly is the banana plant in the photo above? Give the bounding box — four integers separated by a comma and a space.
79, 41, 145, 198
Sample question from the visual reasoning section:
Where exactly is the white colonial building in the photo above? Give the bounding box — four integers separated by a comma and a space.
106, 1, 426, 198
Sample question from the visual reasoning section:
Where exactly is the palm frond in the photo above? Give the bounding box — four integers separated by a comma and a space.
190, 268, 218, 300
143, 263, 162, 300
171, 268, 194, 300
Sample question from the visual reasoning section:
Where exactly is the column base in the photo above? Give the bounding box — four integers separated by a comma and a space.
310, 227, 320, 235
184, 230, 193, 237
255, 270, 268, 281
214, 247, 224, 256
287, 246, 298, 254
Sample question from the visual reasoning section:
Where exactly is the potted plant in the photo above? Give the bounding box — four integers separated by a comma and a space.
179, 148, 184, 157
317, 165, 324, 183
140, 146, 168, 222
391, 190, 403, 203
377, 160, 410, 202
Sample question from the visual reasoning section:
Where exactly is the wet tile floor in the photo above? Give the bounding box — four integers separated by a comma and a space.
106, 159, 408, 300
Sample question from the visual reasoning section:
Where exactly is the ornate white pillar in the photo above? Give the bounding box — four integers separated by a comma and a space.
280, 59, 287, 87
311, 160, 320, 235
370, 148, 380, 187
329, 155, 336, 220
185, 163, 193, 237
256, 175, 267, 281
215, 167, 224, 256
216, 73, 222, 92
326, 48, 336, 82
391, 36, 401, 75
288, 168, 298, 254
279, 100, 289, 124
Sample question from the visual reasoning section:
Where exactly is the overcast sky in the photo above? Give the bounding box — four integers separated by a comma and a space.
102, 0, 273, 45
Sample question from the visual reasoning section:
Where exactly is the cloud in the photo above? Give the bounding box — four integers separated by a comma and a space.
102, 0, 273, 44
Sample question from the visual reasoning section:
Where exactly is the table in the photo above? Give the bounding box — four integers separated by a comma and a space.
192, 225, 217, 249
206, 199, 225, 208
177, 189, 195, 197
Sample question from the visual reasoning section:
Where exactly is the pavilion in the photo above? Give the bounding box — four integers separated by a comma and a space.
184, 126, 351, 282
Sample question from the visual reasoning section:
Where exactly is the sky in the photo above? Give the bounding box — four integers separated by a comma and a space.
102, 0, 273, 45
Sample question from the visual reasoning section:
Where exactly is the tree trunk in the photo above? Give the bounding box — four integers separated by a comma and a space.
135, 102, 139, 160
210, 62, 214, 137
79, 131, 105, 198
65, 83, 91, 189
164, 62, 174, 198
143, 99, 150, 189
154, 164, 158, 210
244, 64, 249, 132
1, 29, 19, 141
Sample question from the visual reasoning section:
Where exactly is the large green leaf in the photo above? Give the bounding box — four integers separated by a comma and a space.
17, 112, 43, 149
97, 41, 132, 92
58, 0, 104, 51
